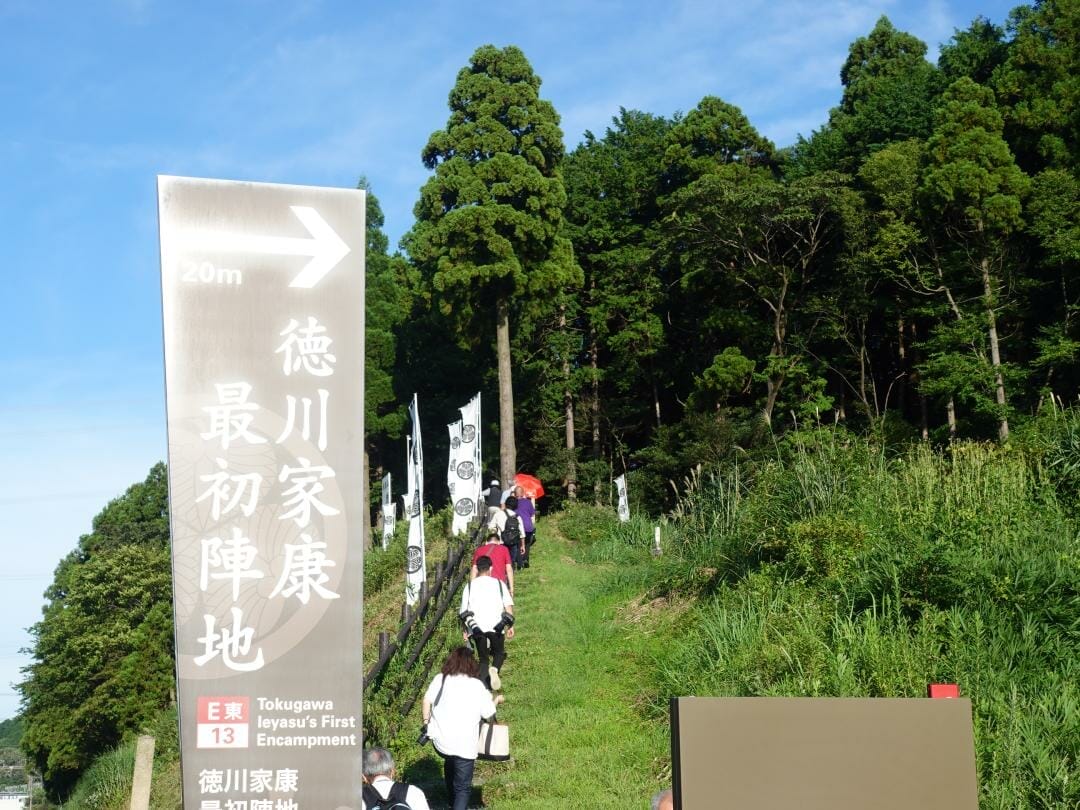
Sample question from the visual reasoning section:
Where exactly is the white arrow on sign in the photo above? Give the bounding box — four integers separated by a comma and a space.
180, 205, 350, 288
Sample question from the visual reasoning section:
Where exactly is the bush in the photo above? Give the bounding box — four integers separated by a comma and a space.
787, 515, 868, 582
583, 425, 1080, 807
558, 504, 618, 548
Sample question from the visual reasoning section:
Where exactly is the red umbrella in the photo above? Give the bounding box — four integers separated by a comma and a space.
514, 473, 545, 499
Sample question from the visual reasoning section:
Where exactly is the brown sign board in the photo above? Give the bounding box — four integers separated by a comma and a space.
158, 176, 365, 809
670, 697, 978, 810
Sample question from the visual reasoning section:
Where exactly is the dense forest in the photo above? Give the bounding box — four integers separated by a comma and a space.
364, 3, 1079, 519
14, 1, 1079, 803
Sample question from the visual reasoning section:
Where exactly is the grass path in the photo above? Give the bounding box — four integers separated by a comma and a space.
464, 518, 668, 808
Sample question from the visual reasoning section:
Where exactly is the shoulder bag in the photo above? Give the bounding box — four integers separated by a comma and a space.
477, 714, 510, 761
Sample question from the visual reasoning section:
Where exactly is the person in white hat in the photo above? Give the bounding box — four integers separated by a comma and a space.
483, 478, 501, 523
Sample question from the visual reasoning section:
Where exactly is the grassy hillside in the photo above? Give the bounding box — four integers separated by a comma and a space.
56, 422, 1080, 808
560, 427, 1080, 808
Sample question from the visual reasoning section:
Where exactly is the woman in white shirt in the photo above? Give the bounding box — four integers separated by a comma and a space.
421, 647, 505, 810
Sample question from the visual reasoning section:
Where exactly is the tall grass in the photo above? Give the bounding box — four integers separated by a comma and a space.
581, 424, 1080, 808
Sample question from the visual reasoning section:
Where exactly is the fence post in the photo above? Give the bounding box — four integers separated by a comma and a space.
401, 603, 410, 623
128, 734, 155, 810
378, 632, 389, 658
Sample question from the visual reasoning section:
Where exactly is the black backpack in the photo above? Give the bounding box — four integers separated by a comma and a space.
362, 781, 412, 810
501, 513, 521, 546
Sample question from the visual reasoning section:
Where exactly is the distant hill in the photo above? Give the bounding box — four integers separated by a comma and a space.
0, 718, 23, 748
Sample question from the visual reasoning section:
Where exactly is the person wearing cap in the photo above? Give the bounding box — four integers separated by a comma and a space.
483, 478, 502, 523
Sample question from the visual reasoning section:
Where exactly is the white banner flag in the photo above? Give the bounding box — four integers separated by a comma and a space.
404, 395, 426, 605
381, 472, 394, 550
615, 474, 630, 522
455, 392, 482, 535
447, 420, 471, 536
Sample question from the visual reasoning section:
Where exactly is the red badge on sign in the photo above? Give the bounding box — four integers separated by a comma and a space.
927, 683, 960, 699
196, 696, 250, 749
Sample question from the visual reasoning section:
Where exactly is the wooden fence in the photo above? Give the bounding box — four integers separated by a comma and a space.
362, 521, 483, 741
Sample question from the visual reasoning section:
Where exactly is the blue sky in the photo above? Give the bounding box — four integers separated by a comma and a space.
0, 0, 1017, 721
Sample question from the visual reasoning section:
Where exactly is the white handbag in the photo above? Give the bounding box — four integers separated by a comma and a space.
477, 719, 510, 761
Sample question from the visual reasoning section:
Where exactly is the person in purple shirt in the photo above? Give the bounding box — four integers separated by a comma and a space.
513, 485, 537, 568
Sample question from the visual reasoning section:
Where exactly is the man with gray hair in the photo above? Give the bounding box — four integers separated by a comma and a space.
361, 747, 430, 810
651, 787, 674, 810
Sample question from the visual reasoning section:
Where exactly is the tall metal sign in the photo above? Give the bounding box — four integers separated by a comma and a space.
158, 176, 366, 809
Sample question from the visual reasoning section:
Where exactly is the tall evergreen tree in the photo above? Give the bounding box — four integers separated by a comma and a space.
919, 77, 1030, 439
406, 45, 579, 486
791, 16, 940, 176
563, 109, 673, 499
994, 0, 1079, 172
361, 179, 409, 538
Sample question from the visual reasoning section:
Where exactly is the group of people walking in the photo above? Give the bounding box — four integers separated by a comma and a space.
362, 482, 539, 810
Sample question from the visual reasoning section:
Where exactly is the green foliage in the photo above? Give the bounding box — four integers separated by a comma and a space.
993, 0, 1080, 172
60, 741, 134, 810
940, 16, 1009, 84
26, 9, 1080, 803
0, 717, 23, 748
1027, 165, 1080, 277
661, 95, 774, 184
586, 428, 1080, 806
76, 462, 169, 555
363, 179, 409, 450
556, 503, 618, 548
407, 44, 579, 324
788, 515, 868, 582
61, 708, 180, 810
18, 465, 173, 800
793, 16, 939, 175
921, 77, 1030, 233
689, 347, 755, 412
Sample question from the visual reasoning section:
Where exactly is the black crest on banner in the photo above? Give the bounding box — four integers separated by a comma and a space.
461, 424, 476, 443
456, 460, 475, 480
409, 491, 420, 517
405, 545, 423, 574
454, 497, 474, 516
451, 436, 461, 449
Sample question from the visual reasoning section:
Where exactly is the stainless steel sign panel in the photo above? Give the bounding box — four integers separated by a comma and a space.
158, 176, 365, 810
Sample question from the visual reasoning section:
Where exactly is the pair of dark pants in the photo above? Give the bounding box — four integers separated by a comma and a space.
504, 541, 523, 569
522, 530, 536, 567
441, 753, 475, 810
469, 630, 506, 684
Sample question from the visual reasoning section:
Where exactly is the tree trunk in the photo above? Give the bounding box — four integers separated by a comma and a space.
946, 397, 957, 440
762, 292, 789, 425
896, 308, 906, 419
980, 255, 1009, 440
763, 342, 786, 425
910, 322, 928, 440
561, 306, 577, 502
496, 295, 517, 486
590, 337, 602, 506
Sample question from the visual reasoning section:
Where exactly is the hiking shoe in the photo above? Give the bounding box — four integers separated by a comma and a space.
489, 666, 501, 690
